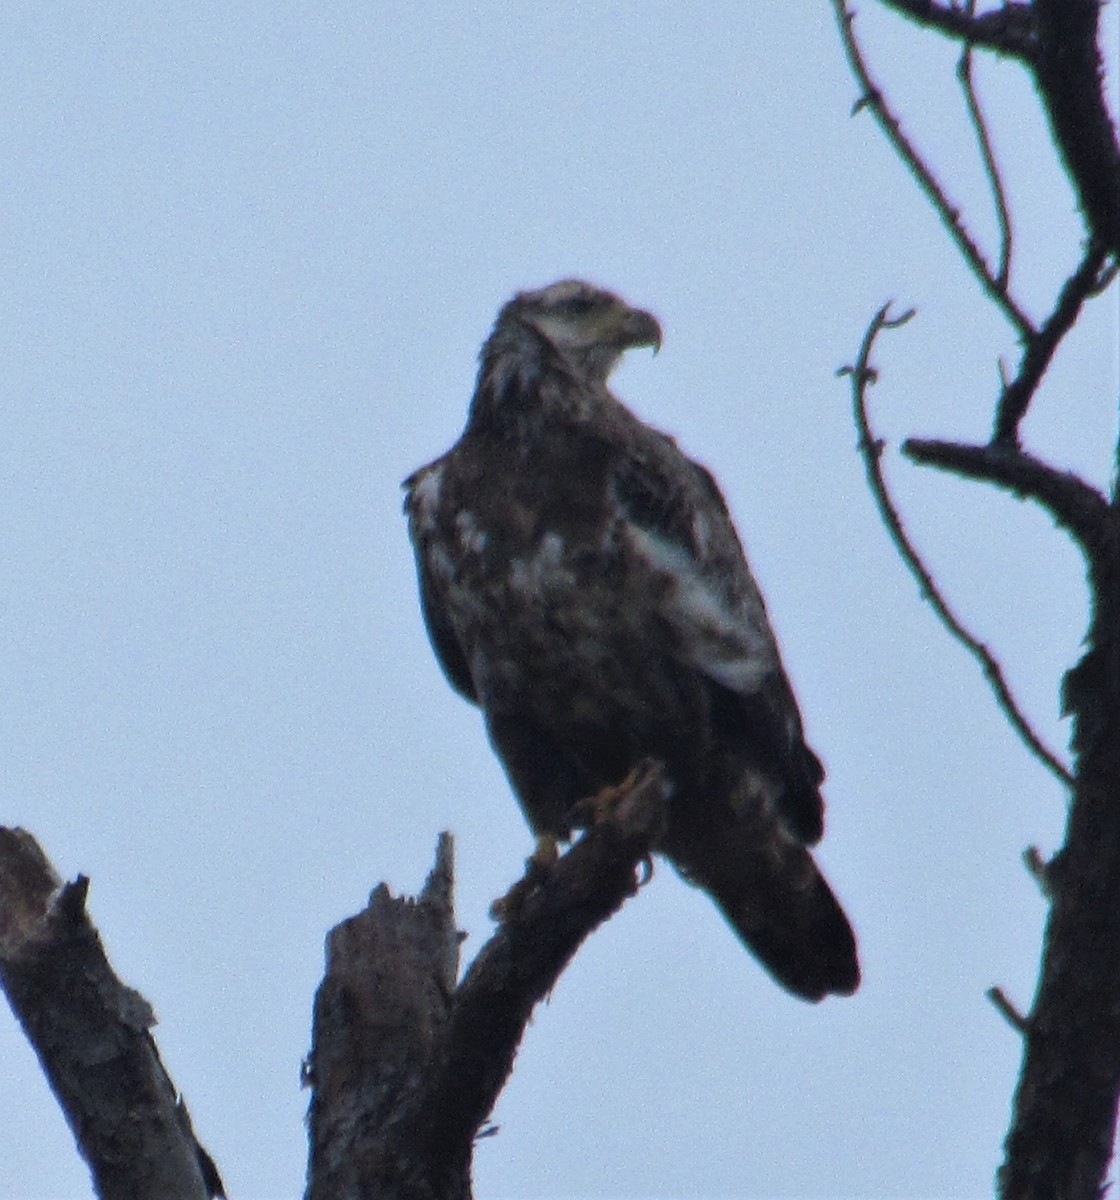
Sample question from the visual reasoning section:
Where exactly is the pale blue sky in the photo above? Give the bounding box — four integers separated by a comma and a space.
2, 4, 1117, 1197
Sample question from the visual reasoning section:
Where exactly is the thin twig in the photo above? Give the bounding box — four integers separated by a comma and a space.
987, 985, 1030, 1034
1022, 845, 1054, 899
841, 306, 1074, 791
831, 0, 1035, 338
957, 19, 1014, 289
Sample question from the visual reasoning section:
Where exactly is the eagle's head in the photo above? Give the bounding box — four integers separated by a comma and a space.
490, 279, 662, 386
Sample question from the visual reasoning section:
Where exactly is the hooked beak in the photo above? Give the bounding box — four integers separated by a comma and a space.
617, 307, 662, 355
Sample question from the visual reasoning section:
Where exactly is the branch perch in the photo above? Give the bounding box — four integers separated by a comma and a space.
304, 761, 671, 1200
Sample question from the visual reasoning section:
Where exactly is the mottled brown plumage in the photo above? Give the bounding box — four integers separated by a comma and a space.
404, 280, 858, 1000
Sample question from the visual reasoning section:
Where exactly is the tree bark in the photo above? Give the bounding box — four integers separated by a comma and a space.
0, 827, 223, 1200
999, 526, 1120, 1200
303, 762, 670, 1200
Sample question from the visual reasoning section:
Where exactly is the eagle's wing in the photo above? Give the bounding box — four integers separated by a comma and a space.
609, 431, 825, 844
606, 431, 856, 998
403, 460, 477, 704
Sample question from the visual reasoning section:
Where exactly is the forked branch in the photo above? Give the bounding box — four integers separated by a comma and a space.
304, 763, 671, 1200
991, 241, 1113, 443
878, 0, 1038, 62
840, 307, 1074, 790
831, 0, 1034, 336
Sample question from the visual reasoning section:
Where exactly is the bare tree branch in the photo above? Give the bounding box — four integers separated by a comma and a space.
902, 436, 1109, 551
877, 0, 1038, 62
957, 24, 1014, 289
987, 985, 1030, 1035
1000, 553, 1120, 1197
304, 763, 671, 1200
841, 306, 1075, 790
304, 831, 463, 1200
991, 242, 1113, 443
1034, 0, 1120, 255
1022, 845, 1055, 899
832, 0, 1035, 337
0, 828, 223, 1200
833, 5, 1120, 1196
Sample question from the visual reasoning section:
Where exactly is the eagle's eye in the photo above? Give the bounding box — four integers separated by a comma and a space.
557, 294, 605, 317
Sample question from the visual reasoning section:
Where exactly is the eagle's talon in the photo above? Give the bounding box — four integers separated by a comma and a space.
574, 762, 651, 827
490, 835, 560, 923
528, 833, 559, 871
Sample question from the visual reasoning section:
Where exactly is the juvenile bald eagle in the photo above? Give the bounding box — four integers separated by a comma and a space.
404, 280, 859, 1001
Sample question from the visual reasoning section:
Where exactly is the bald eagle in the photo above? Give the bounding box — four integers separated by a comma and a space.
404, 280, 859, 1001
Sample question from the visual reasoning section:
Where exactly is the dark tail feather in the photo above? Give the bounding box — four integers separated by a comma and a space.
665, 803, 859, 1002
707, 860, 859, 1001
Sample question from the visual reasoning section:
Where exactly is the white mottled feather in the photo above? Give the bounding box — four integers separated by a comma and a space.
625, 524, 777, 694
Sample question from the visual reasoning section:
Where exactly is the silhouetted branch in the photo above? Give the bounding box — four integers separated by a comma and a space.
1034, 0, 1120, 255
1000, 563, 1120, 1200
987, 985, 1030, 1035
991, 242, 1112, 442
304, 763, 671, 1200
839, 3, 1118, 445
831, 0, 1035, 337
833, 6, 1120, 1197
0, 828, 223, 1200
957, 26, 1013, 289
841, 306, 1074, 791
1022, 845, 1055, 899
902, 437, 1108, 551
878, 0, 1038, 62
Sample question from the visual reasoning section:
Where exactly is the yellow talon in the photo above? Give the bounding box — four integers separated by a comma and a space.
574, 762, 649, 826
490, 833, 561, 922
529, 833, 560, 870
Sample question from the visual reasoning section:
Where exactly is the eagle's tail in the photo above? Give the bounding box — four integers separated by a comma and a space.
664, 795, 859, 1002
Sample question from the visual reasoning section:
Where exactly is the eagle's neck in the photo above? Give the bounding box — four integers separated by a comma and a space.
467, 319, 606, 434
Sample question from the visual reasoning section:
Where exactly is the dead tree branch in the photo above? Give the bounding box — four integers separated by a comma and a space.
837, 3, 1117, 442
0, 827, 223, 1200
841, 306, 1074, 790
999, 537, 1120, 1199
835, 3, 1120, 1197
957, 26, 1013, 289
902, 437, 1108, 551
1034, 0, 1120, 255
986, 985, 1030, 1036
877, 0, 1038, 62
831, 0, 1035, 336
991, 242, 1112, 443
304, 762, 671, 1200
